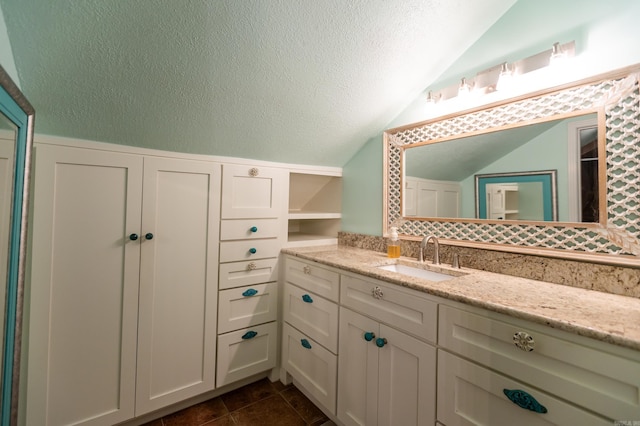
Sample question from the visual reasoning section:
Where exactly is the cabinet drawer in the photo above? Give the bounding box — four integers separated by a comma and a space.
439, 305, 640, 421
437, 350, 609, 425
282, 323, 337, 415
284, 256, 340, 302
218, 282, 278, 334
284, 283, 338, 353
220, 218, 280, 241
219, 239, 280, 263
219, 258, 278, 290
340, 274, 437, 343
217, 321, 278, 387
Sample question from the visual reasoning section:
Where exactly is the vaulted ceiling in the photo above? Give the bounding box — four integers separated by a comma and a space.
0, 0, 520, 166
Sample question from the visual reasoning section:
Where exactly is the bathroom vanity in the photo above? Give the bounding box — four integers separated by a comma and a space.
280, 245, 640, 425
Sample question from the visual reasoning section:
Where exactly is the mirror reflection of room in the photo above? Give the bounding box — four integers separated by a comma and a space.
403, 113, 599, 223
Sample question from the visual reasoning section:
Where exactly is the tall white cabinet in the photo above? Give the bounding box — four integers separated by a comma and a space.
27, 145, 221, 425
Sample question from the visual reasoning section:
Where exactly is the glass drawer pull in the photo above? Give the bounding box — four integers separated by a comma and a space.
242, 288, 258, 297
513, 331, 535, 352
249, 248, 257, 254
503, 389, 547, 413
250, 226, 258, 232
301, 339, 312, 349
242, 331, 258, 340
302, 294, 313, 303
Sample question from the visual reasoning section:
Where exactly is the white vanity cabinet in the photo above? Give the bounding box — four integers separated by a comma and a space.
27, 145, 221, 424
437, 304, 640, 424
337, 275, 437, 426
281, 256, 340, 414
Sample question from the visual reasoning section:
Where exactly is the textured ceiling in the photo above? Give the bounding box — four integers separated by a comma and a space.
0, 0, 515, 166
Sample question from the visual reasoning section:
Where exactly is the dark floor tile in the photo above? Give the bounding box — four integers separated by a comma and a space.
271, 379, 293, 393
163, 397, 229, 426
230, 395, 305, 426
140, 419, 163, 426
202, 414, 236, 426
221, 378, 277, 412
281, 386, 328, 424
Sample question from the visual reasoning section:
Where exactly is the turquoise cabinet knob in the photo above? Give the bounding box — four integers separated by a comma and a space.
302, 294, 313, 303
249, 248, 257, 254
301, 339, 312, 349
145, 232, 154, 240
375, 337, 387, 348
242, 331, 258, 340
503, 389, 548, 413
242, 288, 258, 297
250, 226, 258, 232
129, 233, 138, 241
364, 332, 375, 342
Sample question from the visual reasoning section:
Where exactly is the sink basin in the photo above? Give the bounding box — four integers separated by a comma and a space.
377, 264, 455, 282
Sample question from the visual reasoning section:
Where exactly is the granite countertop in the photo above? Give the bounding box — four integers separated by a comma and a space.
281, 245, 640, 352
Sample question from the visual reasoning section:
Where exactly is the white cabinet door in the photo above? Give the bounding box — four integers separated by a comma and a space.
338, 308, 436, 426
135, 157, 221, 415
377, 324, 436, 426
27, 146, 143, 426
221, 164, 287, 219
337, 308, 380, 426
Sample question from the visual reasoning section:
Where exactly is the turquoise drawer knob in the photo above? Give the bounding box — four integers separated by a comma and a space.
249, 248, 257, 254
242, 331, 258, 340
364, 332, 375, 342
375, 337, 387, 348
129, 233, 138, 241
302, 294, 313, 303
242, 288, 258, 297
301, 339, 312, 349
503, 389, 547, 414
250, 226, 258, 233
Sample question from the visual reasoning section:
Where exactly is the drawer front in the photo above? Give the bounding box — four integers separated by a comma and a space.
216, 322, 278, 387
219, 239, 280, 263
284, 283, 339, 353
282, 323, 337, 415
220, 218, 281, 241
218, 282, 278, 334
340, 274, 437, 343
439, 305, 640, 420
437, 350, 610, 425
219, 258, 278, 290
284, 256, 340, 302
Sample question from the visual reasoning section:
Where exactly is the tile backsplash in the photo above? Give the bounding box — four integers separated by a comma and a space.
338, 232, 640, 299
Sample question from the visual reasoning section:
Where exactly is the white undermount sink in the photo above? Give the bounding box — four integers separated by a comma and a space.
377, 263, 456, 282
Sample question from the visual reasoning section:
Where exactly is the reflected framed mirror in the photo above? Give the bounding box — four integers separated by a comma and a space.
384, 64, 639, 266
0, 65, 34, 425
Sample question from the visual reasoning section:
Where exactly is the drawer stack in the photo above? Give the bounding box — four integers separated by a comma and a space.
437, 304, 640, 424
282, 256, 340, 413
216, 217, 280, 387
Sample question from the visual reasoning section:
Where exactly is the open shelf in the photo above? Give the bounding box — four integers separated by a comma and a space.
286, 172, 342, 246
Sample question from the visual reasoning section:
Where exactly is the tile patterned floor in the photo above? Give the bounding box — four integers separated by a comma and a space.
142, 378, 336, 426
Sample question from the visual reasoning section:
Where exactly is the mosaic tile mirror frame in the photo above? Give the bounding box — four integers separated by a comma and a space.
384, 65, 640, 266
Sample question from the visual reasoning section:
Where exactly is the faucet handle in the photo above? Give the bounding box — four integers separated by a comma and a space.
452, 253, 460, 269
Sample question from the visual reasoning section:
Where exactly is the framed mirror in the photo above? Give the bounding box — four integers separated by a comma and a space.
384, 64, 639, 266
0, 65, 34, 425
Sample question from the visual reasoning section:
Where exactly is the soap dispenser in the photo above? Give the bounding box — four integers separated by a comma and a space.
387, 227, 400, 258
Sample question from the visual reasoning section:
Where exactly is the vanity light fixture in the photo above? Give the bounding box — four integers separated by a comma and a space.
424, 40, 575, 110
458, 77, 471, 97
496, 62, 514, 92
549, 41, 567, 66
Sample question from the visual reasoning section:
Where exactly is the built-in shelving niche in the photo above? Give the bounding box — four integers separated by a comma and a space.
287, 172, 342, 247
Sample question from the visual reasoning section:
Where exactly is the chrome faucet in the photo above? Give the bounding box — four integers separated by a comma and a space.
419, 235, 440, 264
